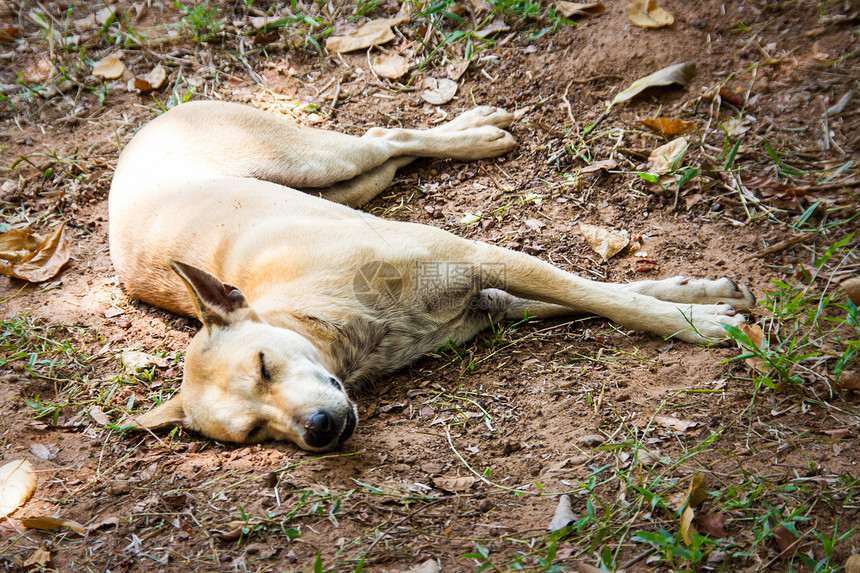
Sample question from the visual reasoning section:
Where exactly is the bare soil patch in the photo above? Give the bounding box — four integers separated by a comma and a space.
1, 1, 858, 571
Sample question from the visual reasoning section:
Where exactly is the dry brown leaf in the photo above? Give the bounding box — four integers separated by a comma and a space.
89, 405, 111, 426
29, 443, 56, 460
822, 428, 852, 439
611, 62, 695, 108
838, 371, 860, 391
696, 511, 727, 538
121, 350, 170, 370
0, 459, 36, 517
555, 2, 606, 18
473, 17, 510, 38
579, 159, 617, 174
842, 277, 860, 306
407, 558, 441, 573
134, 65, 167, 92
628, 0, 674, 27
446, 60, 470, 81
578, 223, 629, 261
421, 78, 458, 105
547, 494, 578, 531
95, 6, 115, 26
23, 546, 51, 569
653, 415, 698, 432
686, 473, 708, 508
371, 54, 409, 80
773, 524, 798, 559
634, 258, 658, 273
636, 448, 661, 466
0, 224, 70, 282
575, 565, 604, 573
431, 475, 475, 492
741, 323, 766, 373
0, 26, 19, 42
680, 505, 697, 545
22, 58, 54, 84
641, 117, 695, 137
846, 554, 860, 573
93, 56, 125, 79
649, 137, 688, 172
325, 12, 409, 53
22, 516, 86, 536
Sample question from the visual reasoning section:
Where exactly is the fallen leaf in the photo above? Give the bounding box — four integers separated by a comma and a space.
371, 54, 409, 80
579, 159, 617, 174
29, 443, 56, 460
579, 223, 629, 261
648, 137, 689, 172
73, 14, 97, 31
846, 554, 860, 573
89, 405, 111, 426
23, 546, 51, 570
0, 224, 70, 282
525, 218, 545, 231
90, 516, 120, 530
93, 56, 125, 79
680, 505, 697, 545
121, 350, 169, 370
628, 0, 674, 27
611, 62, 695, 108
22, 516, 86, 536
574, 565, 604, 573
473, 17, 510, 38
685, 193, 704, 209
842, 277, 860, 306
634, 259, 658, 273
325, 12, 409, 53
653, 415, 698, 432
838, 371, 860, 391
446, 60, 470, 81
95, 6, 116, 26
22, 58, 55, 84
407, 559, 441, 573
740, 323, 766, 373
460, 212, 483, 224
547, 494, 578, 531
432, 475, 475, 492
0, 459, 37, 517
686, 473, 708, 508
696, 512, 727, 538
0, 26, 19, 42
773, 524, 798, 559
822, 428, 851, 439
636, 448, 661, 466
578, 434, 605, 447
134, 65, 167, 92
555, 2, 606, 18
421, 78, 458, 105
641, 117, 695, 137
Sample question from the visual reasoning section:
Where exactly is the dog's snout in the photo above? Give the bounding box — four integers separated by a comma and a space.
304, 410, 339, 448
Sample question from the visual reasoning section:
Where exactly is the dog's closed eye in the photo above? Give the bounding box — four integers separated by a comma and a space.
258, 351, 273, 387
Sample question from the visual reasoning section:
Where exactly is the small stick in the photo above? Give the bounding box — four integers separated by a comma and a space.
745, 232, 819, 260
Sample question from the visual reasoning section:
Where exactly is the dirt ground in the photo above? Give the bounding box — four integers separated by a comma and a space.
1, 0, 859, 571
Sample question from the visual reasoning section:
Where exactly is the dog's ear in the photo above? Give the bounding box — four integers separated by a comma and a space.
128, 395, 187, 431
170, 260, 248, 327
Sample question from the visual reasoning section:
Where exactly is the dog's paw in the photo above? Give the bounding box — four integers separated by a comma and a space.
439, 106, 514, 132
673, 302, 748, 344
635, 276, 756, 311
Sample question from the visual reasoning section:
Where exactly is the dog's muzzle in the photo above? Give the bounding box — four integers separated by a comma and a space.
303, 407, 357, 449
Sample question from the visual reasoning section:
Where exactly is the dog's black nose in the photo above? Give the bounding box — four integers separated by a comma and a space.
304, 410, 339, 448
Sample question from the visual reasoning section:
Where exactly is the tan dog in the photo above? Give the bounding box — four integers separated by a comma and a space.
110, 101, 755, 451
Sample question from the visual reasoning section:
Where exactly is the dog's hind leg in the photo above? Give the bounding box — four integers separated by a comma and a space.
445, 242, 752, 344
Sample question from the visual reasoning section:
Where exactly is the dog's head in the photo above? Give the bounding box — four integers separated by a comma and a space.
131, 261, 357, 451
